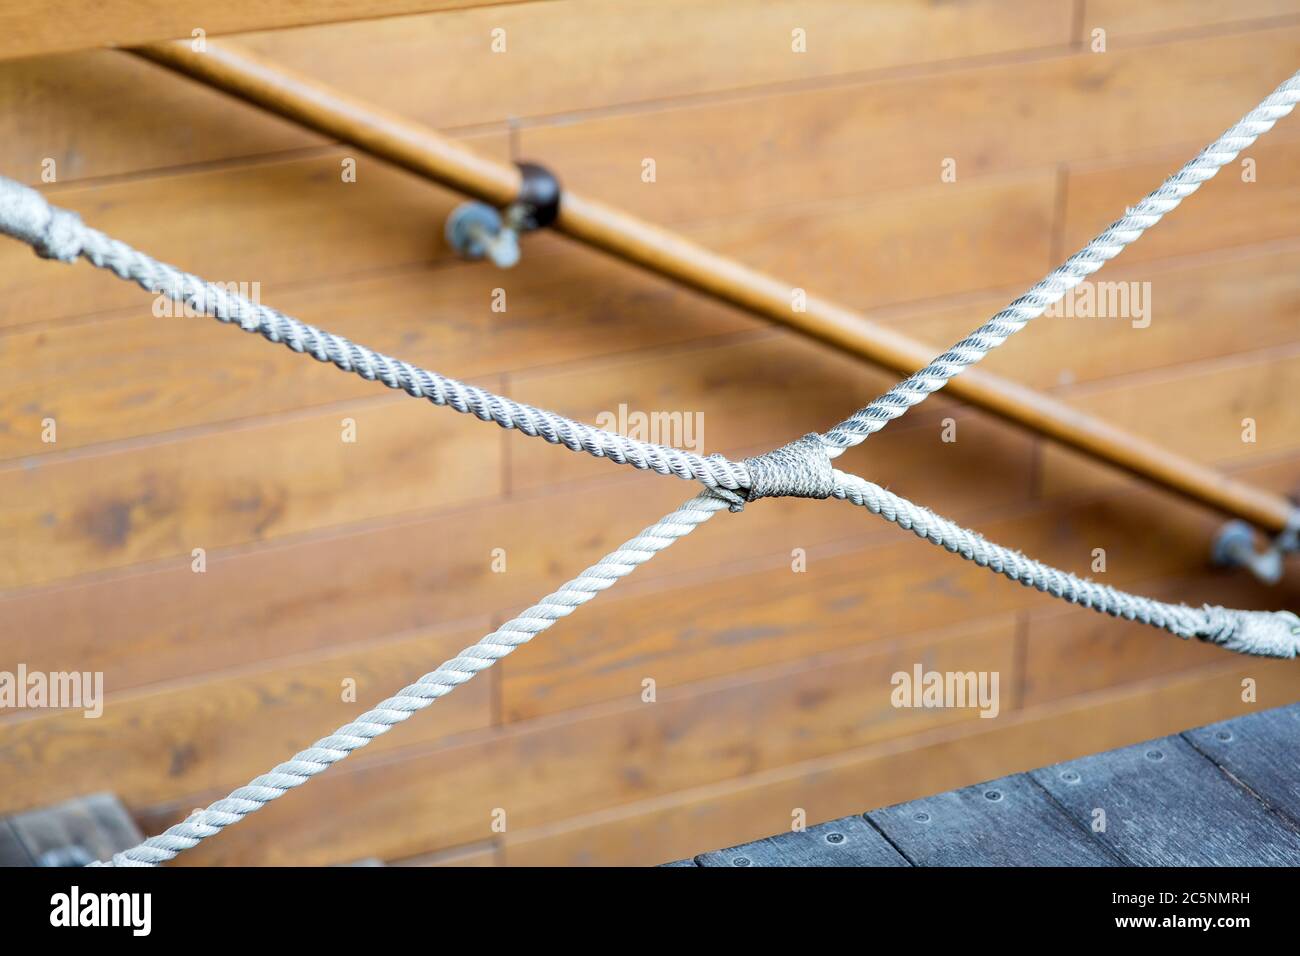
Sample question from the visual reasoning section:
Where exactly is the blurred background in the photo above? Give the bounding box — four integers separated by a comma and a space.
0, 0, 1298, 865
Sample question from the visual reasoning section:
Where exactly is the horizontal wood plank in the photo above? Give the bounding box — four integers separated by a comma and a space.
132, 617, 1018, 864
0, 142, 507, 330
500, 661, 1300, 865
0, 620, 493, 814
1086, 0, 1299, 40
519, 26, 1300, 226
1039, 348, 1300, 501
0, 0, 535, 61
0, 238, 751, 462
501, 454, 1300, 720
895, 242, 1300, 392
0, 392, 503, 589
0, 1, 1072, 180
1061, 137, 1300, 267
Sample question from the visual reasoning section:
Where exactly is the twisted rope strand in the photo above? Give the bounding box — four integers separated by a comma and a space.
98, 491, 731, 866
0, 176, 751, 494
819, 69, 1300, 456
831, 467, 1300, 659
0, 67, 1291, 871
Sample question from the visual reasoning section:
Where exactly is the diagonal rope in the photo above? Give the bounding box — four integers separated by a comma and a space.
819, 69, 1300, 456
0, 174, 750, 495
96, 490, 732, 866
829, 467, 1300, 659
0, 66, 1290, 871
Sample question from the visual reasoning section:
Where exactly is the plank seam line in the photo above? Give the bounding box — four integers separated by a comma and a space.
1178, 729, 1300, 835
1022, 771, 1131, 865
0, 67, 1298, 867
858, 812, 918, 867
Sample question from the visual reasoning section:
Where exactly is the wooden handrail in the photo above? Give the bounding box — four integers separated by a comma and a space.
134, 39, 1296, 534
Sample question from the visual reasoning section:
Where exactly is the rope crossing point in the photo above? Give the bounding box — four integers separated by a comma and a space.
0, 69, 1296, 866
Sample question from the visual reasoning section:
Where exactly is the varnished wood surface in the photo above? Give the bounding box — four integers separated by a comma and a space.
130, 32, 1300, 530
0, 1, 1297, 866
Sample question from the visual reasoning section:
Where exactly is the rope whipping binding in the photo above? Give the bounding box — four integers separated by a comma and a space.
0, 68, 1294, 866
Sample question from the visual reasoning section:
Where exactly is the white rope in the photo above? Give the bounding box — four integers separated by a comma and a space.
0, 66, 1291, 870
97, 491, 731, 866
0, 175, 751, 496
819, 69, 1300, 455
830, 467, 1300, 658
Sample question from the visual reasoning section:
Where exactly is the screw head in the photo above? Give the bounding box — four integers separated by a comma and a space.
732, 856, 751, 867
825, 832, 845, 845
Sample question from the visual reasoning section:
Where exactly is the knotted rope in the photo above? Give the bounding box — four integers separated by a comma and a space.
0, 68, 1295, 867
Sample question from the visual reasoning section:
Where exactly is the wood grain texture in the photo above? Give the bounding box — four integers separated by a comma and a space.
0, 2, 1072, 181
0, 239, 750, 462
519, 26, 1300, 225
866, 773, 1118, 866
501, 662, 1300, 866
0, 0, 535, 61
389, 840, 498, 866
507, 325, 1045, 494
239, 0, 1073, 132
133, 618, 1017, 865
1085, 0, 1300, 39
1021, 572, 1300, 706
1060, 137, 1300, 268
0, 141, 508, 330
679, 701, 1300, 867
0, 393, 502, 589
0, 620, 493, 814
1183, 704, 1300, 827
695, 815, 907, 867
2, 4, 1298, 867
896, 243, 1300, 392
1039, 348, 1300, 501
1032, 734, 1300, 865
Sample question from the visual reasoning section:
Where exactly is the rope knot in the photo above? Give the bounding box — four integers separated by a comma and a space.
1199, 605, 1300, 659
716, 433, 835, 512
0, 176, 84, 262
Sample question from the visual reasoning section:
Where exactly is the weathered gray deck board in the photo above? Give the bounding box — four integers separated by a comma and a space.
695, 816, 907, 867
673, 703, 1300, 867
2, 793, 143, 867
1032, 733, 1300, 866
866, 773, 1119, 866
1183, 705, 1300, 828
0, 818, 34, 866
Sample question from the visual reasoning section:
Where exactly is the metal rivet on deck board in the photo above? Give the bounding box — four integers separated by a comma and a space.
914, 811, 931, 823
984, 789, 1002, 802
1146, 749, 1164, 761
824, 832, 845, 845
732, 856, 751, 867
1060, 770, 1081, 783
1216, 730, 1233, 742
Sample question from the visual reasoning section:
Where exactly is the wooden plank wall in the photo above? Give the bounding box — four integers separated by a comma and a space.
1, 0, 1299, 867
